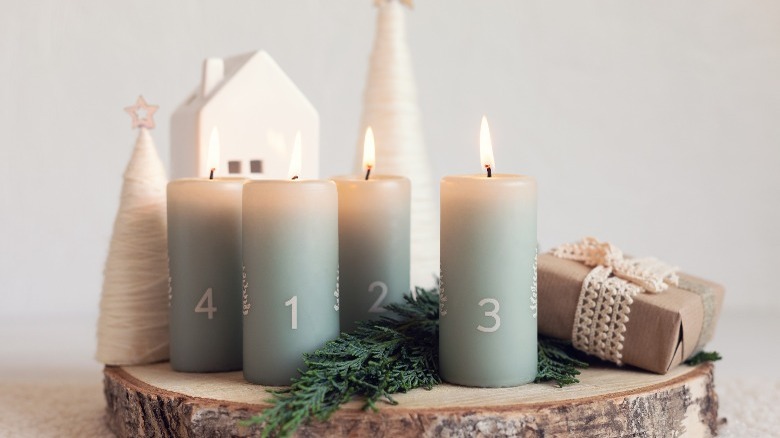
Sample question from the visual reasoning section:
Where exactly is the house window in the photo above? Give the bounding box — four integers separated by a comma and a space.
228, 160, 241, 174
250, 160, 263, 174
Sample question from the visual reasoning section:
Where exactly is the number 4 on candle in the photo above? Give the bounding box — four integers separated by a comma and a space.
194, 288, 217, 319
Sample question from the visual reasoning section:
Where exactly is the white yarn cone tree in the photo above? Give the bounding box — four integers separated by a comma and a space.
356, 0, 439, 288
96, 97, 170, 365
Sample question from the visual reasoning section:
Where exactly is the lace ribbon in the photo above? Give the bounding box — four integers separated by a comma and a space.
553, 237, 679, 293
553, 237, 680, 365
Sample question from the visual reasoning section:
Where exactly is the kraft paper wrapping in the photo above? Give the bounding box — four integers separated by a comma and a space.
538, 253, 724, 374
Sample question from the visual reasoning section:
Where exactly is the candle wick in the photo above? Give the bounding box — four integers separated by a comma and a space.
209, 169, 215, 180
291, 175, 299, 180
364, 166, 372, 181
486, 166, 492, 178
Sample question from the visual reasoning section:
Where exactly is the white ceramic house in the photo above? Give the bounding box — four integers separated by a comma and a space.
171, 51, 319, 179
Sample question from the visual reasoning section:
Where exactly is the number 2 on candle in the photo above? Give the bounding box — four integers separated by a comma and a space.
477, 298, 500, 332
285, 295, 298, 330
194, 288, 217, 319
368, 281, 388, 313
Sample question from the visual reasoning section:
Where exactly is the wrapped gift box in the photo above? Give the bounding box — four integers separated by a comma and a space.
538, 253, 724, 374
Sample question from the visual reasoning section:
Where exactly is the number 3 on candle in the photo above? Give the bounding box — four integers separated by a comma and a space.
285, 296, 298, 330
194, 288, 217, 320
477, 298, 500, 333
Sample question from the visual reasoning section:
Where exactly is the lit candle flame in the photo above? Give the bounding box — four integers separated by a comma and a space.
480, 116, 495, 177
363, 126, 376, 180
207, 127, 221, 179
288, 131, 302, 180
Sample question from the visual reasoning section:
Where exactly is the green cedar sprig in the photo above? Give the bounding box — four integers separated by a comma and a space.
241, 285, 587, 437
241, 287, 440, 437
535, 336, 589, 386
684, 350, 722, 365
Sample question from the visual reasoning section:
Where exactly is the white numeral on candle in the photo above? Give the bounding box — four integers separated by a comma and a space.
285, 296, 298, 330
477, 298, 501, 333
368, 281, 388, 313
195, 288, 217, 319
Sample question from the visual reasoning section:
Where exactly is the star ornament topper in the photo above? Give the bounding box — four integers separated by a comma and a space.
374, 0, 413, 8
124, 95, 159, 129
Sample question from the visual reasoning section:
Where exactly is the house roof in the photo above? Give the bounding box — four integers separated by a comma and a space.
176, 50, 316, 115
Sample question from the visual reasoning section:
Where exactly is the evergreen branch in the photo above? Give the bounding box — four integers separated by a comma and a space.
684, 350, 722, 365
535, 336, 589, 387
241, 286, 441, 437
241, 286, 588, 436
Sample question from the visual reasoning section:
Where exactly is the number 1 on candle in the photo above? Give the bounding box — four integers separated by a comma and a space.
285, 295, 298, 330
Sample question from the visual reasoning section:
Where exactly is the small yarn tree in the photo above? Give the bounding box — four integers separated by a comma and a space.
356, 0, 439, 288
96, 96, 170, 365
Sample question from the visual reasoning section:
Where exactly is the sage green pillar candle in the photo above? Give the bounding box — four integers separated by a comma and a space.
167, 178, 244, 372
242, 179, 340, 385
439, 174, 537, 387
332, 175, 411, 332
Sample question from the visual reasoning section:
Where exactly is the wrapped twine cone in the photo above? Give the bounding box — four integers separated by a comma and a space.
96, 127, 170, 365
356, 0, 439, 288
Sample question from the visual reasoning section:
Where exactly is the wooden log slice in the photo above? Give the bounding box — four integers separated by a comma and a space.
104, 362, 718, 437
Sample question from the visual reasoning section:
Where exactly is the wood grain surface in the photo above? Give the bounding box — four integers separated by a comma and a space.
104, 362, 719, 437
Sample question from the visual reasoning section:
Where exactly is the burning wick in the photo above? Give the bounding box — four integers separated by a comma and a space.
288, 131, 303, 181
479, 116, 495, 179
363, 127, 376, 181
207, 127, 220, 181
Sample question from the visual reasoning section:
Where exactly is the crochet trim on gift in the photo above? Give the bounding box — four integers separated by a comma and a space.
554, 237, 680, 365
572, 266, 641, 365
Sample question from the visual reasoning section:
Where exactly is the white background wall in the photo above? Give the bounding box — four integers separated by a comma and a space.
1, 0, 778, 320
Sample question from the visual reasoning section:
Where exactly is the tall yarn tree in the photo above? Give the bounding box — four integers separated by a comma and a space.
96, 96, 170, 365
356, 0, 438, 287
